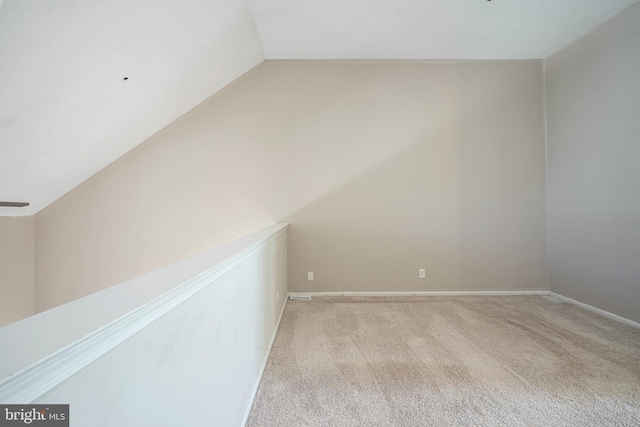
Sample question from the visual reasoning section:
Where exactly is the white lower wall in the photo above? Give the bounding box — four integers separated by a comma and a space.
0, 224, 287, 427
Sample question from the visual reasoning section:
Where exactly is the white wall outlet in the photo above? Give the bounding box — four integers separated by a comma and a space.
307, 272, 314, 281
419, 269, 426, 279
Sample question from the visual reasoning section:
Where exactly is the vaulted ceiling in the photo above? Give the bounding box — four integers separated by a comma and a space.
0, 0, 637, 216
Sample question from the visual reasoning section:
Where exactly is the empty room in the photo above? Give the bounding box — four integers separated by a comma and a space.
0, 0, 639, 426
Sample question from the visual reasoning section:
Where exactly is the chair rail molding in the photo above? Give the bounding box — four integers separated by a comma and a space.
0, 223, 288, 404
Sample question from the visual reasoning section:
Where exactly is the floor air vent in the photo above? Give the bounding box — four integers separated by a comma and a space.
289, 295, 312, 301
543, 295, 564, 303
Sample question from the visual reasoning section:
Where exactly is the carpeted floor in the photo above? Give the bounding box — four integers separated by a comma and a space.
246, 296, 640, 427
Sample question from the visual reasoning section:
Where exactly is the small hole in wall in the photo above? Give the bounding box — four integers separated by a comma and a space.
123, 77, 129, 81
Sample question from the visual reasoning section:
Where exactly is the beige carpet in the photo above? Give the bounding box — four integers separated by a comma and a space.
246, 296, 640, 426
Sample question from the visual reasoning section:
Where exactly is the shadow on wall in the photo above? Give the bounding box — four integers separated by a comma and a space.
278, 63, 547, 293
32, 61, 547, 313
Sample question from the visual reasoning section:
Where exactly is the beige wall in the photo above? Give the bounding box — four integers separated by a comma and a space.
0, 217, 35, 326
36, 60, 548, 310
545, 3, 640, 323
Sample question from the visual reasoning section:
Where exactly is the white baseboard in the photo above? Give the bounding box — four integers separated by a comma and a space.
289, 290, 550, 297
241, 295, 288, 427
549, 292, 640, 329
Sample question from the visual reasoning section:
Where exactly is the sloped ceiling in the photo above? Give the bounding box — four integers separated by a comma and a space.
0, 0, 637, 216
0, 0, 264, 216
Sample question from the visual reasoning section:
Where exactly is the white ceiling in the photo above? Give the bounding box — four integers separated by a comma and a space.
1, 0, 637, 216
248, 0, 639, 59
0, 0, 264, 216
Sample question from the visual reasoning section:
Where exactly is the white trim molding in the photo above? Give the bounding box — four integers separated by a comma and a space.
0, 223, 288, 404
289, 290, 550, 297
550, 292, 640, 329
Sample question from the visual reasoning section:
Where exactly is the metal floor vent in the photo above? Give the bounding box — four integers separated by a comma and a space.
289, 295, 312, 301
543, 295, 564, 303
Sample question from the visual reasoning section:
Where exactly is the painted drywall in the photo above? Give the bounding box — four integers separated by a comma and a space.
2, 225, 287, 426
281, 62, 547, 293
0, 217, 34, 326
36, 229, 287, 427
0, 0, 264, 216
36, 61, 547, 310
545, 2, 640, 323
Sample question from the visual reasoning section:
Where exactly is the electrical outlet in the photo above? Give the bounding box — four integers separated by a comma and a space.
307, 272, 314, 281
419, 269, 426, 279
